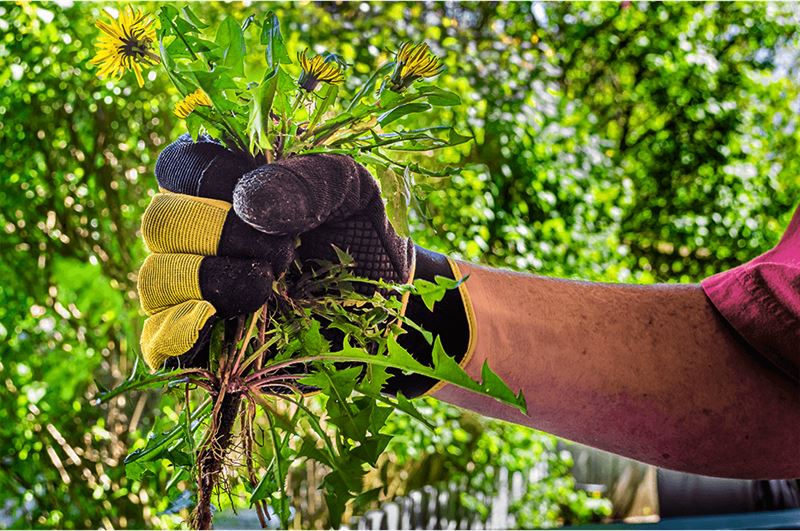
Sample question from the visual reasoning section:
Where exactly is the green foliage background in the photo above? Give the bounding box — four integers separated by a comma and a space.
1, 1, 798, 528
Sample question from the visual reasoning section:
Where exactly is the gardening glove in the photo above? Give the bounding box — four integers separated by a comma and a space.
137, 134, 295, 369
233, 152, 476, 398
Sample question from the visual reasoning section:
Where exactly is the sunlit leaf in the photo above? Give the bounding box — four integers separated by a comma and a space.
378, 102, 432, 126
214, 16, 245, 77
261, 11, 291, 71
377, 166, 411, 238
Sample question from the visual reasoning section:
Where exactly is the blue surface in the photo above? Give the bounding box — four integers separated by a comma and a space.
570, 509, 800, 530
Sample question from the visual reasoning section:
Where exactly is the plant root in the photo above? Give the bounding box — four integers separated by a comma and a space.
191, 391, 242, 530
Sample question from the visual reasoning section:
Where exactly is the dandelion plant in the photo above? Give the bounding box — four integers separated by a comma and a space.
91, 5, 525, 529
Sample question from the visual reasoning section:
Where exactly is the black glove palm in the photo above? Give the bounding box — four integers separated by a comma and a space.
233, 154, 414, 286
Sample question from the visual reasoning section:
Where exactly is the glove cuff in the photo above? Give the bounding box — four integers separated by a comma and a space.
385, 247, 476, 398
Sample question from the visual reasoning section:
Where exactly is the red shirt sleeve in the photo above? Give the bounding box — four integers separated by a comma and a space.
701, 205, 800, 383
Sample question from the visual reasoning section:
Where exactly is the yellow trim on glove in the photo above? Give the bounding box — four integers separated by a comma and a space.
138, 253, 204, 315
142, 193, 231, 256
423, 257, 477, 397
141, 300, 217, 369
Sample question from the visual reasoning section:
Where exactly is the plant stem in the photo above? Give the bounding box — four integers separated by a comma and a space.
257, 304, 268, 370
193, 109, 245, 152
232, 310, 260, 375
243, 399, 269, 529
266, 409, 290, 529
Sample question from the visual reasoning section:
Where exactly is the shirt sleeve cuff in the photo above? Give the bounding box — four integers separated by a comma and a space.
702, 263, 800, 383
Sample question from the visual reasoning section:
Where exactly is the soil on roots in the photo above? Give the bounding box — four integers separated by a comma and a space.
191, 392, 242, 529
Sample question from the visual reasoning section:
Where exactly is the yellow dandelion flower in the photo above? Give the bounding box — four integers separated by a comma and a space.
297, 49, 345, 92
389, 42, 444, 92
90, 5, 159, 88
173, 89, 212, 119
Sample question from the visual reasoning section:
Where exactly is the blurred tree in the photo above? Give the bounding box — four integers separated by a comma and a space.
0, 2, 179, 528
0, 1, 797, 528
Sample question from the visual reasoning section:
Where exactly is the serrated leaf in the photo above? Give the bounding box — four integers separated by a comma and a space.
429, 336, 480, 389
247, 71, 278, 153
368, 405, 393, 435
332, 245, 355, 268
355, 386, 436, 431
412, 274, 464, 311
351, 433, 393, 466
480, 360, 526, 411
293, 338, 527, 413
324, 480, 348, 528
385, 335, 428, 375
395, 391, 435, 430
300, 319, 329, 356
329, 406, 370, 441
299, 364, 361, 396
192, 68, 241, 115
296, 438, 333, 468
360, 364, 390, 395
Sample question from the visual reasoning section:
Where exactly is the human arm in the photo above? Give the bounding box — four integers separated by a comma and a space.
433, 263, 800, 479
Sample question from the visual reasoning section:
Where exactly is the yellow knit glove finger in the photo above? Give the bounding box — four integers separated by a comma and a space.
138, 253, 204, 316
142, 192, 231, 256
141, 300, 217, 369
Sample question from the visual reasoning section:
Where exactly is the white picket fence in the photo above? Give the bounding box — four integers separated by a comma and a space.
345, 463, 552, 530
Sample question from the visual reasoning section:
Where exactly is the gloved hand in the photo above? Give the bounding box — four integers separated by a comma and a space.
137, 135, 294, 369
232, 149, 475, 397
138, 135, 475, 397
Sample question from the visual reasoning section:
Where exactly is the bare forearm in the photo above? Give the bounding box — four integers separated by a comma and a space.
433, 261, 800, 478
